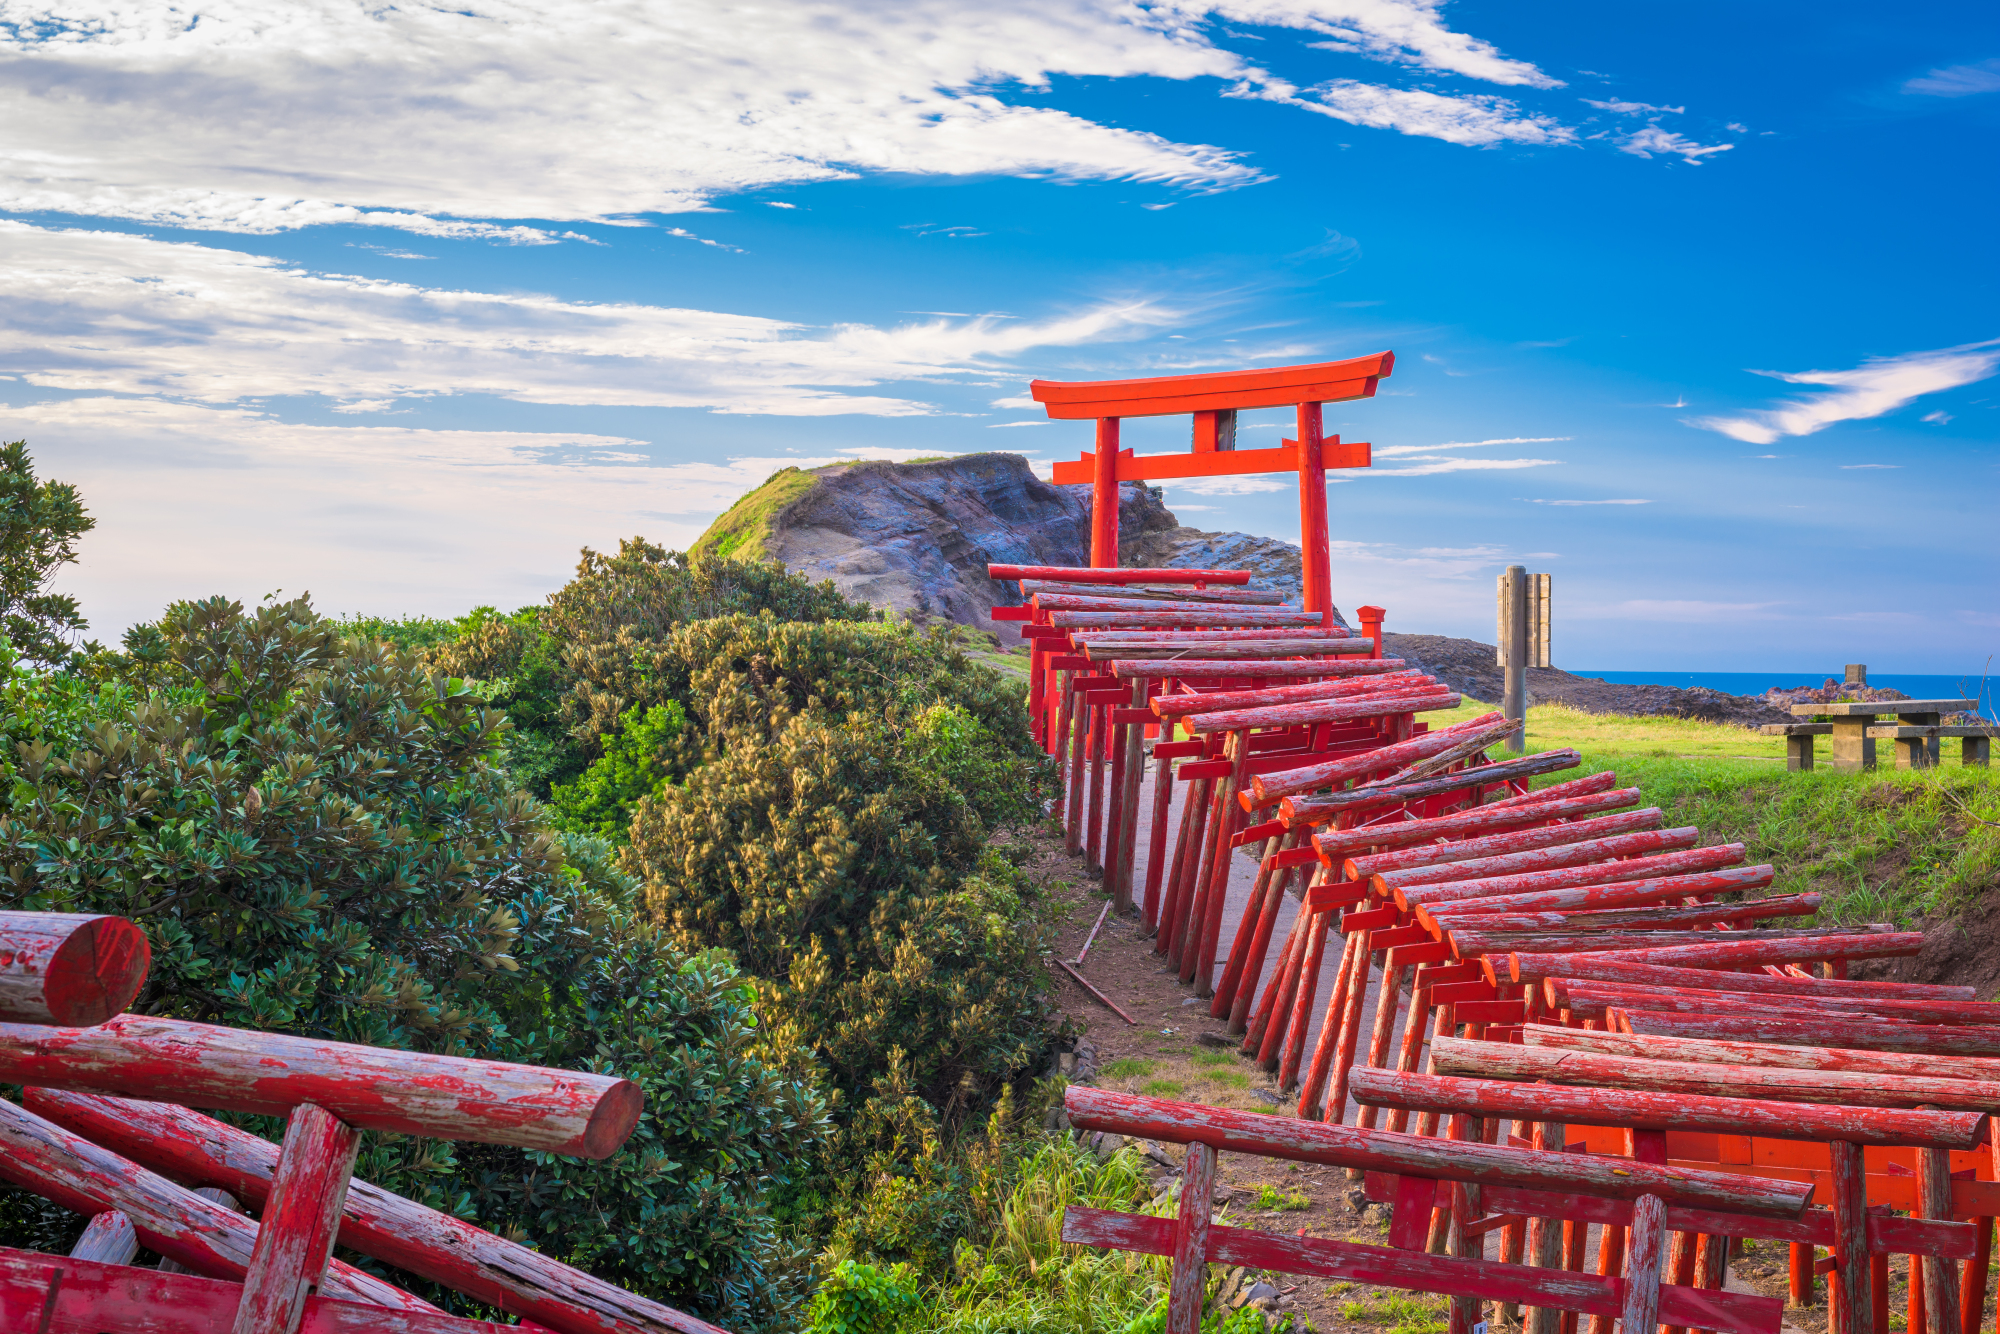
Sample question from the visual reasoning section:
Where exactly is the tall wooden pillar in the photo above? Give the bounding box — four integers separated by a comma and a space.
1296, 401, 1331, 624
1091, 417, 1121, 567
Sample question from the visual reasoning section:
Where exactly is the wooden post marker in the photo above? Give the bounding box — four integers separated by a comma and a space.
232, 1102, 360, 1334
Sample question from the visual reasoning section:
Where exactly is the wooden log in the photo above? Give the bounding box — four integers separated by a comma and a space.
1452, 928, 1876, 961
1583, 932, 1925, 969
1191, 732, 1253, 994
1345, 809, 1667, 880
1296, 925, 1358, 1107
1168, 1142, 1216, 1334
988, 563, 1252, 585
70, 1209, 139, 1266
1064, 1086, 1814, 1216
234, 1103, 361, 1334
0, 911, 151, 1028
1435, 895, 1824, 933
1247, 712, 1510, 805
1396, 844, 1747, 910
1426, 867, 1781, 926
1522, 1024, 2000, 1082
1354, 958, 1409, 1132
1833, 1140, 1874, 1334
1059, 1207, 1785, 1332
1034, 592, 1286, 613
0, 1016, 641, 1158
27, 1092, 726, 1334
1550, 979, 2000, 1028
1347, 1069, 1985, 1147
1283, 751, 1586, 827
1554, 987, 1907, 1026
1428, 1036, 2000, 1113
1960, 1220, 1991, 1334
1154, 672, 1432, 717
1112, 657, 1413, 681
1020, 579, 1285, 604
1156, 770, 1208, 956
1277, 910, 1334, 1084
1501, 954, 1976, 1001
1187, 691, 1461, 735
1483, 773, 1623, 809
1326, 933, 1374, 1125
1625, 1194, 1668, 1334
1524, 1116, 1566, 1334
1920, 1105, 1964, 1334
0, 1096, 431, 1312
1621, 1011, 2000, 1057
1376, 826, 1700, 891
158, 1189, 243, 1275
1312, 787, 1644, 862
1214, 830, 1293, 1021
1141, 732, 1181, 930
1088, 638, 1377, 661
1048, 608, 1321, 628
1245, 901, 1311, 1056
1588, 1194, 1627, 1334
1065, 675, 1090, 852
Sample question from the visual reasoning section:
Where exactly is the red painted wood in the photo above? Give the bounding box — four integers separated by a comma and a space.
1247, 712, 1508, 805
1832, 1142, 1871, 1334
1058, 1206, 1783, 1332
1187, 691, 1459, 735
1484, 773, 1623, 809
1078, 626, 1351, 643
0, 1097, 431, 1311
1168, 1143, 1215, 1334
1019, 580, 1285, 604
1418, 866, 1778, 923
234, 1103, 361, 1334
0, 912, 150, 1028
1428, 1036, 2000, 1113
27, 1092, 722, 1334
1345, 809, 1667, 880
1621, 1011, 2000, 1055
1521, 1025, 2000, 1082
69, 1209, 139, 1266
1380, 827, 1702, 892
1312, 788, 1644, 861
0, 1016, 640, 1157
1586, 933, 1926, 970
1502, 952, 1975, 1000
1153, 672, 1431, 717
1284, 750, 1586, 827
1064, 1086, 1812, 1215
1434, 895, 1824, 934
1456, 930, 1866, 962
1050, 609, 1325, 629
987, 563, 1251, 585
1112, 658, 1410, 680
1397, 845, 1747, 910
0, 1248, 517, 1334
1093, 639, 1376, 662
1347, 1069, 1984, 1147
1032, 352, 1392, 416
1549, 979, 1999, 1028
1625, 1194, 1668, 1334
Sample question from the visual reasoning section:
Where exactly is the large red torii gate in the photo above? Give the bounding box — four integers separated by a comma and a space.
1030, 350, 1394, 625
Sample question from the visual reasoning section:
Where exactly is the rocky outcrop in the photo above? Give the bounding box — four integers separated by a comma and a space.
693, 453, 1321, 643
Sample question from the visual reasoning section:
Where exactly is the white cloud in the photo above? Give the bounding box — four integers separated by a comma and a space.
766, 201, 798, 209
1903, 60, 2000, 98
1611, 599, 1782, 620
1375, 435, 1568, 457
1156, 475, 1293, 496
986, 420, 1051, 427
1582, 98, 1682, 115
0, 221, 1175, 414
1687, 338, 2000, 444
1342, 455, 1562, 477
1922, 410, 1954, 424
0, 0, 1566, 236
1526, 498, 1649, 505
1616, 126, 1732, 163
989, 394, 1040, 409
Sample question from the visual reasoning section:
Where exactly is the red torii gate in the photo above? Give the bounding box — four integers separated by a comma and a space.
1030, 350, 1394, 624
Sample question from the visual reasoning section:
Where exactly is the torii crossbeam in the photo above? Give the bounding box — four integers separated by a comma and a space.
1031, 350, 1394, 626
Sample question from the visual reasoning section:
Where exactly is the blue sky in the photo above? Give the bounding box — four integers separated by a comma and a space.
1, 0, 1994, 672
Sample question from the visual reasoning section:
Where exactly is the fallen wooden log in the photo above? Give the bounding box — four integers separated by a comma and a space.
1187, 690, 1458, 734
1033, 592, 1289, 613
1019, 580, 1286, 604
0, 1096, 433, 1310
1065, 1085, 1813, 1216
989, 563, 1252, 585
1076, 627, 1346, 643
1050, 609, 1324, 629
1619, 1010, 2000, 1055
1547, 978, 1999, 1027
1377, 827, 1703, 893
1247, 713, 1510, 805
1091, 639, 1377, 661
1500, 950, 1975, 1000
1311, 784, 1641, 860
1111, 658, 1409, 680
1433, 894, 1823, 934
1427, 1036, 2000, 1112
1521, 1025, 2000, 1081
1347, 1068, 1986, 1148
0, 1016, 641, 1157
1450, 927, 1889, 961
1580, 931, 1924, 969
1344, 808, 1667, 880
1283, 751, 1584, 826
1152, 672, 1431, 717
1482, 773, 1626, 808
1400, 846, 1748, 911
1418, 866, 1778, 924
25, 1091, 729, 1334
0, 912, 150, 1028
69, 1209, 139, 1265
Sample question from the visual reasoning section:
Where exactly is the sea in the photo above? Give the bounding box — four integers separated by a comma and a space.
1572, 670, 1998, 721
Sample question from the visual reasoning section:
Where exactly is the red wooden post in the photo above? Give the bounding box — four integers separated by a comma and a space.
1626, 1193, 1670, 1334
1354, 958, 1408, 1132
1963, 1220, 1993, 1334
1159, 772, 1209, 956
1256, 909, 1318, 1066
69, 1209, 139, 1266
1921, 1106, 1965, 1334
1357, 606, 1386, 659
1091, 417, 1120, 567
1214, 831, 1286, 1018
233, 1102, 360, 1334
1168, 1141, 1217, 1334
1833, 1140, 1874, 1334
1297, 922, 1359, 1113
1192, 731, 1253, 995
1791, 1239, 1816, 1308
0, 911, 151, 1027
1296, 403, 1330, 624
1523, 1118, 1566, 1334
1278, 910, 1336, 1088
1326, 927, 1375, 1125
1115, 680, 1148, 911
1141, 734, 1187, 931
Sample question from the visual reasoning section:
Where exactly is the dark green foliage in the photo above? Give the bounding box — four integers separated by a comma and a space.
0, 596, 827, 1331
0, 441, 94, 667
425, 605, 585, 800
806, 1259, 921, 1334
548, 702, 686, 841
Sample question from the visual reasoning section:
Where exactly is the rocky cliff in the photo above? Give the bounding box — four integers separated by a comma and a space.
692, 453, 1319, 643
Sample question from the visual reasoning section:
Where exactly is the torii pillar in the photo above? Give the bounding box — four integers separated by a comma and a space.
1032, 351, 1393, 626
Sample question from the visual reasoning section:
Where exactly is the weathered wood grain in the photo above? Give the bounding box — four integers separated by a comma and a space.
1621, 1011, 2000, 1055
1396, 844, 1746, 909
68, 1209, 138, 1266
1247, 712, 1509, 805
1312, 786, 1641, 862
1500, 952, 1975, 1000
1282, 751, 1584, 826
0, 911, 150, 1028
1185, 690, 1458, 733
1152, 672, 1431, 717
1548, 979, 1998, 1027
1582, 932, 1924, 970
1378, 827, 1703, 892
1433, 895, 1823, 934
1111, 658, 1409, 679
989, 563, 1252, 585
232, 1103, 360, 1334
1416, 865, 1777, 924
1344, 809, 1666, 880
1521, 1025, 2000, 1081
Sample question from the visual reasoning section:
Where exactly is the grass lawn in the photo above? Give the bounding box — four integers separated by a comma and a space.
1427, 696, 2000, 930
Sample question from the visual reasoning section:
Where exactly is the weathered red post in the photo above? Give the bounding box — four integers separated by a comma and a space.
0, 912, 151, 1028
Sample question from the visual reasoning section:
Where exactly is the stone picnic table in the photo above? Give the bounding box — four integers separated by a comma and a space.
1761, 698, 1989, 772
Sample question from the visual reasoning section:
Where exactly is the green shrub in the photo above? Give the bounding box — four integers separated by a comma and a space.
548, 701, 686, 840
808, 1259, 922, 1334
0, 441, 93, 668
0, 595, 827, 1330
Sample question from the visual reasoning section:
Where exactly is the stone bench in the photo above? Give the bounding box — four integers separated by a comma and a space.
1865, 723, 1992, 769
1759, 722, 1832, 771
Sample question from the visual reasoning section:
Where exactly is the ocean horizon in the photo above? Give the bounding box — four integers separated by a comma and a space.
1570, 670, 1998, 720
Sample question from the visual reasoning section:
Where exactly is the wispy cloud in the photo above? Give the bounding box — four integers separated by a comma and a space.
986, 420, 1051, 427
1583, 98, 1683, 115
1344, 455, 1562, 478
1687, 337, 2000, 444
1375, 436, 1569, 458
1526, 498, 1650, 505
1903, 59, 2000, 98
1839, 463, 1900, 470
1922, 410, 1954, 424
1616, 126, 1733, 163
